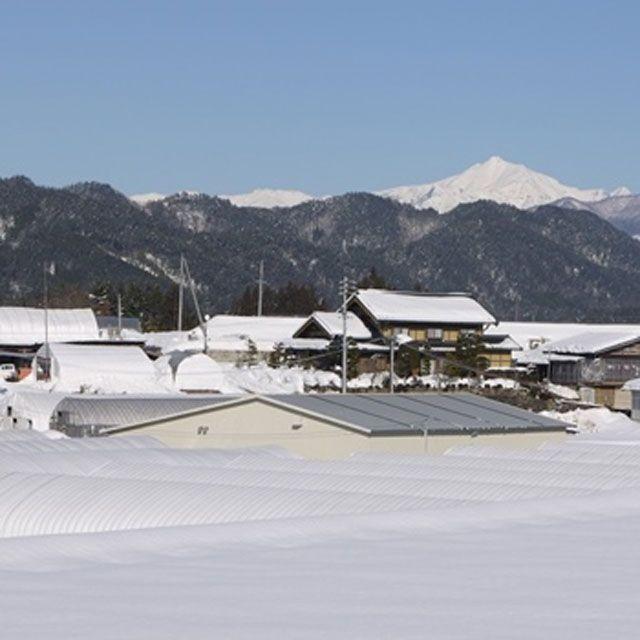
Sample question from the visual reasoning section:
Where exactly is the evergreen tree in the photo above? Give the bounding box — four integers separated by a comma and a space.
445, 333, 489, 377
268, 342, 291, 367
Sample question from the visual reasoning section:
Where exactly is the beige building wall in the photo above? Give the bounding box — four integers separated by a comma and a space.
110, 399, 567, 459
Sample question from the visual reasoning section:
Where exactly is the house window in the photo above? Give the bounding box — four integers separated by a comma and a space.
443, 329, 459, 342
427, 328, 443, 340
487, 353, 512, 368
408, 328, 426, 341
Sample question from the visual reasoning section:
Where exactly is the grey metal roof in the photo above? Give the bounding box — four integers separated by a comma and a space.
270, 393, 565, 436
53, 394, 235, 429
59, 391, 566, 437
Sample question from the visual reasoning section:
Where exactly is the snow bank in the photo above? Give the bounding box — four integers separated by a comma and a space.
547, 383, 580, 400
540, 407, 640, 438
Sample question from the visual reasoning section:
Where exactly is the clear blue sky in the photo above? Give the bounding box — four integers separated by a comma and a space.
1, 0, 638, 196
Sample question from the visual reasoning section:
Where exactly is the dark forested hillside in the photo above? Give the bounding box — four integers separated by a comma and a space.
2, 175, 640, 322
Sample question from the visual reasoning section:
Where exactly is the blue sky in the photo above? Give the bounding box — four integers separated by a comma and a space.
1, 0, 638, 195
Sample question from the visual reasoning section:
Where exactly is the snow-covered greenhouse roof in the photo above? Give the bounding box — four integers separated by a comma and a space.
0, 307, 99, 345
353, 290, 496, 325
104, 392, 566, 437
541, 332, 640, 356
294, 312, 372, 340
39, 343, 172, 394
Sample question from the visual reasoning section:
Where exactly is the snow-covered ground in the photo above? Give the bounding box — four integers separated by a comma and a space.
2, 428, 640, 638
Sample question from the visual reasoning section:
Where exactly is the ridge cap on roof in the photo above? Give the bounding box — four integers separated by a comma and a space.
359, 289, 473, 298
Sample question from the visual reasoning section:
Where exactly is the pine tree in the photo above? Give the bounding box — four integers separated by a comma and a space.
445, 333, 488, 377
268, 342, 290, 367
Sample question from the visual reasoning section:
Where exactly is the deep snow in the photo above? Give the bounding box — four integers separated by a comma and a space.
1, 427, 640, 637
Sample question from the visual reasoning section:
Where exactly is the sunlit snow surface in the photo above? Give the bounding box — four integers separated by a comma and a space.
2, 428, 640, 638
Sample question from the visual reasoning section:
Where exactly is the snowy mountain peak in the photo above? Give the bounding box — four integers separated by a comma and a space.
220, 188, 314, 209
130, 190, 201, 205
377, 157, 629, 213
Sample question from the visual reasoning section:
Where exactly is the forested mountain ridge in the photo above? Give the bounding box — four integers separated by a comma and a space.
2, 175, 640, 321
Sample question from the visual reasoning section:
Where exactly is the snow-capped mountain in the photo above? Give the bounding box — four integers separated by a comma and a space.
219, 188, 314, 208
130, 191, 201, 205
377, 156, 630, 213
553, 194, 640, 236
131, 188, 314, 209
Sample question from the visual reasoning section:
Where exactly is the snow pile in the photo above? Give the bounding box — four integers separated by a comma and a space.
540, 407, 640, 438
172, 353, 242, 394
547, 383, 580, 400
377, 156, 626, 212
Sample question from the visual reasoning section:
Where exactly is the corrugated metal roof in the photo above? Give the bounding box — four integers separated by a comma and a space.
54, 394, 233, 429
270, 393, 565, 435
92, 392, 566, 436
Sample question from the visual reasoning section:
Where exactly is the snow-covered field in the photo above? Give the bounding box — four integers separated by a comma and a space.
2, 427, 640, 638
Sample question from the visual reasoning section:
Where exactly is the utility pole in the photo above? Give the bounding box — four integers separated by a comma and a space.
182, 257, 208, 354
389, 335, 395, 394
42, 261, 54, 381
339, 276, 355, 394
257, 260, 264, 317
117, 292, 123, 338
177, 255, 184, 331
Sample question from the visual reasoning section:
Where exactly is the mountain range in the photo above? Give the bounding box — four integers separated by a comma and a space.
130, 156, 640, 236
131, 156, 632, 210
3, 173, 640, 322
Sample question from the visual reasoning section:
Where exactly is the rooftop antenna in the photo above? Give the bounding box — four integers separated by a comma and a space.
257, 260, 265, 317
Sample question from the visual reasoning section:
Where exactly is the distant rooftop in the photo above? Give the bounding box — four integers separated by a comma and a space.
541, 332, 640, 356
353, 289, 496, 325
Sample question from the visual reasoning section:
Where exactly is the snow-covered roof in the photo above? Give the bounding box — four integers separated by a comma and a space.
541, 332, 640, 356
623, 378, 640, 391
482, 335, 521, 351
514, 348, 583, 365
295, 311, 372, 340
353, 290, 495, 325
193, 315, 305, 351
487, 322, 640, 351
0, 307, 99, 345
38, 343, 172, 394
